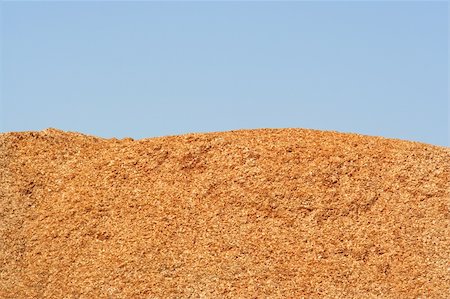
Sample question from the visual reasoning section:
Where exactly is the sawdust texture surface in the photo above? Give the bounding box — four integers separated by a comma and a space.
1, 128, 449, 298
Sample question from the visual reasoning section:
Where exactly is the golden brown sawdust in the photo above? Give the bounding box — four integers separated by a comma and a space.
1, 128, 449, 298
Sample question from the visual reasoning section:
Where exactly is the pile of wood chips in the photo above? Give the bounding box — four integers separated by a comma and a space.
1, 128, 449, 298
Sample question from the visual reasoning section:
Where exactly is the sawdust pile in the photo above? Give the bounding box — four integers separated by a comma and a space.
1, 128, 449, 298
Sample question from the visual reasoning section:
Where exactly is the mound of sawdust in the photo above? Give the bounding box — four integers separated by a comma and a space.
1, 128, 449, 298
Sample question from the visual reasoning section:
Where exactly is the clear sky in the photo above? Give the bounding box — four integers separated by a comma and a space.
1, 1, 448, 146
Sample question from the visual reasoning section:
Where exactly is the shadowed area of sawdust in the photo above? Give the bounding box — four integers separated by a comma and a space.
1, 128, 449, 298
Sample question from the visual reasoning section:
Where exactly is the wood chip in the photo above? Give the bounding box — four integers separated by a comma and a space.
1, 128, 449, 298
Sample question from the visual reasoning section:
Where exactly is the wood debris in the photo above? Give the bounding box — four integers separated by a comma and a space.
1, 128, 449, 298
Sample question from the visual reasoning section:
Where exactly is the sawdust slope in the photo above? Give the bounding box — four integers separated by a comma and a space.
1, 128, 449, 298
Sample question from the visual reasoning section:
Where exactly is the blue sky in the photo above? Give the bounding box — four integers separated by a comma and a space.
1, 1, 448, 146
